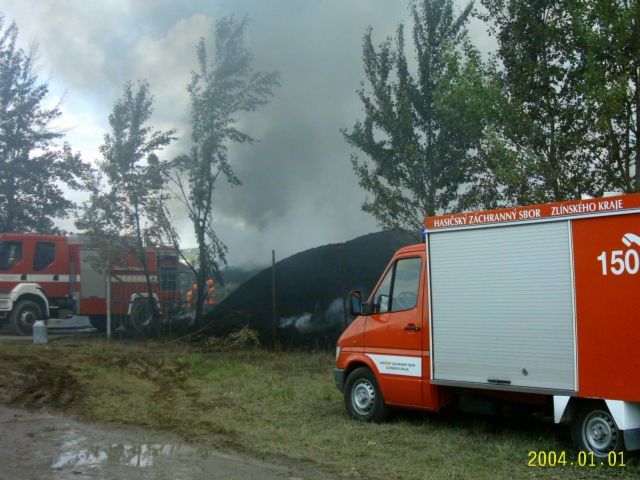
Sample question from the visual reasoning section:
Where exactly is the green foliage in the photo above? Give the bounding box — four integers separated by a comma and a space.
0, 15, 87, 233
348, 0, 639, 217
343, 0, 492, 228
166, 16, 279, 325
569, 0, 639, 193
476, 0, 609, 205
76, 80, 175, 254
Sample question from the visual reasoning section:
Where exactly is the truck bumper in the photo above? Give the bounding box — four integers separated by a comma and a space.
0, 296, 12, 314
334, 368, 346, 393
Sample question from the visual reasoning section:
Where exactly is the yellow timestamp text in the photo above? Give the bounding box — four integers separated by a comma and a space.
527, 450, 626, 468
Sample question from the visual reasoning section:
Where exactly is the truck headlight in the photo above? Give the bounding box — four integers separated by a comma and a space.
336, 346, 341, 360
0, 299, 11, 310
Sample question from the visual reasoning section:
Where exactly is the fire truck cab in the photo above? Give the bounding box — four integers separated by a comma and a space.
0, 233, 181, 335
335, 193, 640, 458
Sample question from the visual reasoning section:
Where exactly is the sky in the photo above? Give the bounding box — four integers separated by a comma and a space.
0, 0, 494, 268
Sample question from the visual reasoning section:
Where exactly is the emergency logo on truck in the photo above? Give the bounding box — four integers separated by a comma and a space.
366, 354, 421, 377
597, 233, 640, 276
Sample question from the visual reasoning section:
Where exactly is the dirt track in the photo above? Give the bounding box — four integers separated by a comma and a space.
0, 405, 336, 480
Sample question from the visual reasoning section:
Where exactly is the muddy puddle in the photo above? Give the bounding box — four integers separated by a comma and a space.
0, 406, 333, 480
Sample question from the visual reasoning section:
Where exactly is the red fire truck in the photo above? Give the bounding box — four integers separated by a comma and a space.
335, 193, 640, 458
0, 233, 182, 335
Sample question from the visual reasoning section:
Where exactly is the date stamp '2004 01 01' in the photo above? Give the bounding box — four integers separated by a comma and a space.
528, 451, 626, 468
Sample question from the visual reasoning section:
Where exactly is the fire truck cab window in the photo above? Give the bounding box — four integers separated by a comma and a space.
0, 241, 23, 270
372, 266, 393, 313
34, 242, 55, 271
159, 266, 177, 291
391, 257, 421, 312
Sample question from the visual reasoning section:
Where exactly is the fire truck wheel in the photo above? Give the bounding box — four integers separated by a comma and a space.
344, 367, 389, 422
571, 402, 625, 459
128, 300, 155, 336
9, 300, 43, 336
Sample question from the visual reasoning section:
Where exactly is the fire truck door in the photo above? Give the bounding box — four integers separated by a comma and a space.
79, 250, 106, 298
364, 256, 423, 407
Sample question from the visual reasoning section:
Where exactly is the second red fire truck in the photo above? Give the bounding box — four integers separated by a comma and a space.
0, 233, 182, 335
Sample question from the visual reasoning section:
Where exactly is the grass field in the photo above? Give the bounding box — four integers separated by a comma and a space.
0, 338, 637, 479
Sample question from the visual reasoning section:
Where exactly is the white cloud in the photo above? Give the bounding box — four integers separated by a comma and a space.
53, 103, 105, 165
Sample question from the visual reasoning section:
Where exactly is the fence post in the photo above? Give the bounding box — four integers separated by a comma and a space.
106, 258, 111, 339
272, 250, 277, 349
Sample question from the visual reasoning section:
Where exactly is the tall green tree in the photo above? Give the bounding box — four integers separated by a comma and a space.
343, 0, 492, 229
478, 0, 600, 205
0, 15, 85, 233
570, 0, 639, 193
76, 80, 175, 335
165, 16, 279, 327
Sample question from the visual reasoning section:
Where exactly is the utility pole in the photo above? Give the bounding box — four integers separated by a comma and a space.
272, 249, 277, 349
338, 244, 348, 330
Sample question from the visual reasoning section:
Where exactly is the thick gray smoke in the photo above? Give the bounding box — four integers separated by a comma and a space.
279, 313, 312, 331
2, 1, 494, 267
278, 296, 346, 334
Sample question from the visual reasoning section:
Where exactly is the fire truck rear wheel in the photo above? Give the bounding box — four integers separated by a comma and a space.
9, 300, 43, 336
571, 402, 625, 459
128, 300, 155, 336
344, 367, 389, 422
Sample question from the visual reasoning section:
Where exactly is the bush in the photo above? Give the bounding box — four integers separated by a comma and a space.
223, 326, 261, 349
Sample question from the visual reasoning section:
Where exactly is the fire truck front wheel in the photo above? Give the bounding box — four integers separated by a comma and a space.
344, 367, 390, 422
9, 300, 44, 336
571, 401, 625, 459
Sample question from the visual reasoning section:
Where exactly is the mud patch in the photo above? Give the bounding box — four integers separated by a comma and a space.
0, 406, 337, 480
0, 359, 81, 410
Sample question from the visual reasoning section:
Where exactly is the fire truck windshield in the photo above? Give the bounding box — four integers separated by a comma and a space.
0, 240, 23, 270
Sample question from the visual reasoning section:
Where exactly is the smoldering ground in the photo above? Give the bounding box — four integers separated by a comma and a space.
207, 230, 415, 347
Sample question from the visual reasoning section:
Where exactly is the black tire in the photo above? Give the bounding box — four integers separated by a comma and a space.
127, 300, 156, 336
9, 300, 43, 336
344, 367, 389, 422
89, 315, 120, 332
571, 402, 625, 459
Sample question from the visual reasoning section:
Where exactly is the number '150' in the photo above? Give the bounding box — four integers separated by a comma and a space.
597, 250, 640, 275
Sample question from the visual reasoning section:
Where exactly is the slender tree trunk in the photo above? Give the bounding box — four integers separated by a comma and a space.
635, 70, 639, 192
549, 115, 563, 202
195, 224, 206, 327
3, 175, 16, 232
425, 165, 436, 217
134, 201, 157, 336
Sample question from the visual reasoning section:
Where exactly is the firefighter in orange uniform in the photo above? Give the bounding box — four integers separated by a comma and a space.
186, 283, 197, 311
186, 281, 215, 312
204, 278, 216, 312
